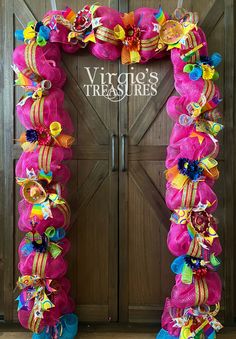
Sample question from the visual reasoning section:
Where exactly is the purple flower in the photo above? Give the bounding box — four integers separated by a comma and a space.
26, 129, 38, 143
178, 158, 203, 181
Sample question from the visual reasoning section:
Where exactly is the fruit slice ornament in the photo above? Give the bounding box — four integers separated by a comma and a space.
154, 7, 198, 51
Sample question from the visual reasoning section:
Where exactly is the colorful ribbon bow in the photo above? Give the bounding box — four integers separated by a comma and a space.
12, 65, 51, 105
166, 156, 219, 190
154, 7, 198, 51
173, 304, 223, 339
16, 168, 65, 220
21, 226, 65, 259
179, 94, 224, 139
171, 254, 220, 285
171, 202, 219, 249
114, 12, 141, 64
54, 5, 102, 46
30, 192, 65, 220
16, 275, 56, 319
17, 121, 74, 152
183, 52, 222, 81
15, 21, 51, 46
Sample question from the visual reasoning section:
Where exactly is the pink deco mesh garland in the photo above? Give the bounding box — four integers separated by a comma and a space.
12, 5, 223, 339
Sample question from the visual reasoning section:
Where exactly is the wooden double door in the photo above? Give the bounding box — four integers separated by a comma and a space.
64, 35, 174, 323
2, 0, 235, 326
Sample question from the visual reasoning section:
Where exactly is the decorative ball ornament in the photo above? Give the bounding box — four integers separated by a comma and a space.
22, 180, 47, 204
159, 20, 184, 45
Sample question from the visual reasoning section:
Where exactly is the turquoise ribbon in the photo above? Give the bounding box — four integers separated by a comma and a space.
156, 329, 179, 339
32, 313, 78, 339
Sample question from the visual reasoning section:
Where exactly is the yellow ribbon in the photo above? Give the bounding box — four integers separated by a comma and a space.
50, 121, 62, 137
23, 22, 36, 40
114, 24, 126, 40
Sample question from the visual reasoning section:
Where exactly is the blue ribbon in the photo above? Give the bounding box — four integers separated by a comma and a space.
50, 228, 66, 242
171, 256, 185, 274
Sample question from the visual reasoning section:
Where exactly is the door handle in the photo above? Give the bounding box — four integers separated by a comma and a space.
111, 134, 117, 172
121, 134, 127, 172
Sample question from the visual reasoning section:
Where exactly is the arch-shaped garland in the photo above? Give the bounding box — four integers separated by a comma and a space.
13, 4, 224, 339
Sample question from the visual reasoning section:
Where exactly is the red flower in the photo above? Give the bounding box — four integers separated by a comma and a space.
36, 126, 51, 146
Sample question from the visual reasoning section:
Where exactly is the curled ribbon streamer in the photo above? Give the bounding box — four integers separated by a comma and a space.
179, 95, 223, 139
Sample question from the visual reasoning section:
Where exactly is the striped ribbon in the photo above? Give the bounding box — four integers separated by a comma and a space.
25, 41, 40, 76
195, 277, 208, 305
28, 309, 41, 333
141, 36, 159, 51
187, 237, 202, 257
30, 97, 45, 127
38, 146, 53, 174
184, 31, 200, 63
32, 252, 48, 278
95, 26, 119, 45
96, 26, 161, 52
181, 181, 198, 208
57, 202, 71, 229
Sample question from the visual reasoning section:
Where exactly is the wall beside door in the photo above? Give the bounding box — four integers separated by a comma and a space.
1, 0, 235, 327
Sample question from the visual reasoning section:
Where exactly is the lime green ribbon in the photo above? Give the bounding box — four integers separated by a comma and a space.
182, 263, 193, 284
